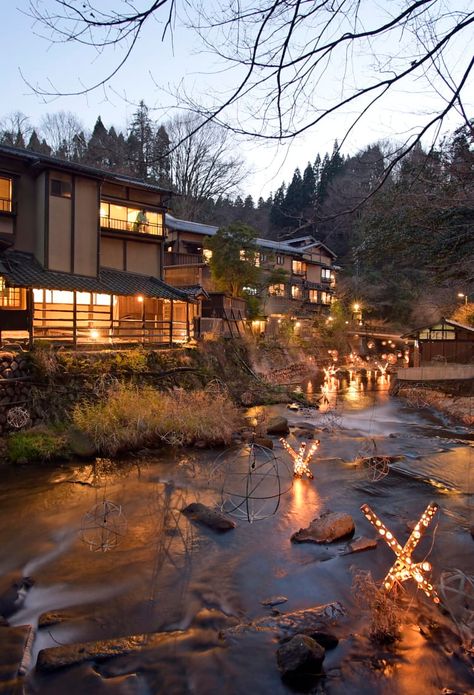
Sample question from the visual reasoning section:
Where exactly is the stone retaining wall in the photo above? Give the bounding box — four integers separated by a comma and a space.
0, 352, 33, 434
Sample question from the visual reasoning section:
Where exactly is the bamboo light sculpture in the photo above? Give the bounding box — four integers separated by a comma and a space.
360, 502, 440, 604
280, 438, 320, 479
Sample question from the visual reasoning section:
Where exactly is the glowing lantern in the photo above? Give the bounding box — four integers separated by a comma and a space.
280, 438, 320, 479
360, 502, 440, 604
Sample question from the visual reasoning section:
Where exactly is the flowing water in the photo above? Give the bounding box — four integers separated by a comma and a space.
0, 380, 473, 694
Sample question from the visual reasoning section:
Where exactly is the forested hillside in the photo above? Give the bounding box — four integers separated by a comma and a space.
1, 104, 472, 328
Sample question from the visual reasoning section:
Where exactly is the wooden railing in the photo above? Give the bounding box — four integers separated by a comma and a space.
100, 217, 163, 236
0, 197, 13, 213
32, 305, 192, 345
164, 252, 205, 266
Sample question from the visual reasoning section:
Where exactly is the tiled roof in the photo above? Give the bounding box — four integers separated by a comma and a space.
402, 317, 474, 338
165, 214, 218, 235
0, 251, 189, 301
0, 144, 174, 195
179, 285, 210, 299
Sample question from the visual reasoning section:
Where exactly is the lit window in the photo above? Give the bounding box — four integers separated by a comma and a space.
240, 249, 246, 260
321, 291, 331, 305
291, 285, 302, 299
260, 253, 267, 263
50, 179, 72, 198
76, 292, 92, 305
268, 283, 285, 296
243, 286, 258, 296
100, 200, 163, 236
292, 260, 307, 275
255, 253, 260, 267
321, 268, 331, 280
0, 277, 25, 309
94, 293, 112, 306
309, 289, 318, 303
203, 249, 213, 263
51, 291, 74, 304
276, 254, 284, 265
0, 177, 13, 213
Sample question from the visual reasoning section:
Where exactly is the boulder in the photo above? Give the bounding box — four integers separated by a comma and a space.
307, 631, 339, 650
266, 416, 290, 435
0, 576, 34, 619
260, 595, 288, 607
346, 536, 377, 554
254, 436, 274, 449
38, 611, 77, 628
181, 503, 236, 531
276, 634, 325, 677
291, 511, 355, 544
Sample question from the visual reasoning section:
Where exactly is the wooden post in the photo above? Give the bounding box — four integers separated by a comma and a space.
186, 301, 190, 342
141, 296, 146, 345
72, 291, 77, 348
169, 300, 174, 345
109, 295, 114, 341
27, 288, 34, 350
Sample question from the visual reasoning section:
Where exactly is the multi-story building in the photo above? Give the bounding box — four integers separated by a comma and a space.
164, 215, 337, 329
0, 145, 198, 347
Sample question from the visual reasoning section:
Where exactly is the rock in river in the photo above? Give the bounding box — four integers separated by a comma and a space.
181, 503, 236, 531
266, 416, 290, 435
291, 511, 355, 544
276, 634, 325, 677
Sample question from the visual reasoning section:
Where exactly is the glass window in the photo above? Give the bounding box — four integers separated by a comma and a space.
320, 291, 331, 304
292, 259, 307, 275
0, 177, 13, 212
0, 277, 25, 309
309, 289, 318, 303
291, 285, 302, 299
51, 291, 74, 304
50, 179, 72, 198
243, 286, 258, 296
321, 268, 332, 280
203, 249, 213, 263
94, 293, 112, 306
100, 200, 163, 236
276, 254, 284, 265
268, 283, 285, 296
76, 292, 92, 305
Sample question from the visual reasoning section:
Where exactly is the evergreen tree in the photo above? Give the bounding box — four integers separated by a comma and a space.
127, 100, 154, 179
301, 162, 316, 209
71, 132, 87, 162
150, 124, 171, 186
85, 116, 112, 168
27, 130, 51, 155
269, 183, 287, 230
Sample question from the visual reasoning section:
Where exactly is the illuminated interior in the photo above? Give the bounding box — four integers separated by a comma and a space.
0, 177, 12, 212
100, 201, 164, 236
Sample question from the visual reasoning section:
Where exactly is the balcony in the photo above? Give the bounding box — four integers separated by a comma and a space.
100, 217, 163, 237
164, 252, 205, 267
0, 198, 13, 214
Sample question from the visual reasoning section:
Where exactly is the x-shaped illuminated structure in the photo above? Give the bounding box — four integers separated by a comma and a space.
280, 439, 320, 479
360, 502, 440, 604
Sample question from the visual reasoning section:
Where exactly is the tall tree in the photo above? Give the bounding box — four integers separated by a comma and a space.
39, 111, 85, 159
167, 114, 247, 220
127, 100, 154, 179
206, 222, 261, 297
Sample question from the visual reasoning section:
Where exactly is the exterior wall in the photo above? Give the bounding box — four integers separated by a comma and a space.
126, 240, 161, 277
101, 237, 125, 270
102, 181, 164, 208
48, 171, 72, 272
74, 177, 99, 277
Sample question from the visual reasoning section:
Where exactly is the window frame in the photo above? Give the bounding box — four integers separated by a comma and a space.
0, 175, 14, 214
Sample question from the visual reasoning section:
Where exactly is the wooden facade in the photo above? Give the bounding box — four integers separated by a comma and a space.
404, 318, 474, 366
0, 145, 196, 347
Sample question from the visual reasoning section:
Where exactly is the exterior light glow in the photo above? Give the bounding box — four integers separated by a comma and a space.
90, 329, 100, 340
360, 502, 440, 604
137, 295, 144, 303
280, 438, 320, 479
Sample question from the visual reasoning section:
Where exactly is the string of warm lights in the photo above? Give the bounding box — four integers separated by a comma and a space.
280, 438, 319, 478
360, 502, 440, 604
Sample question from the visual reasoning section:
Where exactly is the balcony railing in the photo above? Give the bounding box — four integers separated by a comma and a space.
100, 217, 163, 236
164, 252, 205, 266
0, 198, 13, 213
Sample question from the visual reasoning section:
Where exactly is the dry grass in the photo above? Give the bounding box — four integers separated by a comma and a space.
352, 570, 401, 643
72, 384, 242, 455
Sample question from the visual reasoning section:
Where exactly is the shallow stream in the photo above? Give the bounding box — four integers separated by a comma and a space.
1, 381, 473, 694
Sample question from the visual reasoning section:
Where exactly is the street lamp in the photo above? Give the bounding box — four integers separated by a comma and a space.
352, 302, 363, 324
457, 292, 467, 305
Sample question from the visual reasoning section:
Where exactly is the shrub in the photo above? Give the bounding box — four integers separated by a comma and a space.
352, 570, 401, 643
72, 384, 242, 455
7, 426, 69, 463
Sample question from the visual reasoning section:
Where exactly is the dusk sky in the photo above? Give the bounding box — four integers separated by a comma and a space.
3, 1, 473, 198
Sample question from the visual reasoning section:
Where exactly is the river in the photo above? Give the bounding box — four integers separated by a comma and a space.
1, 379, 473, 694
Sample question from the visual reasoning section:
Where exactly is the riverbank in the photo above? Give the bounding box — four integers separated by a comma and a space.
397, 384, 473, 427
